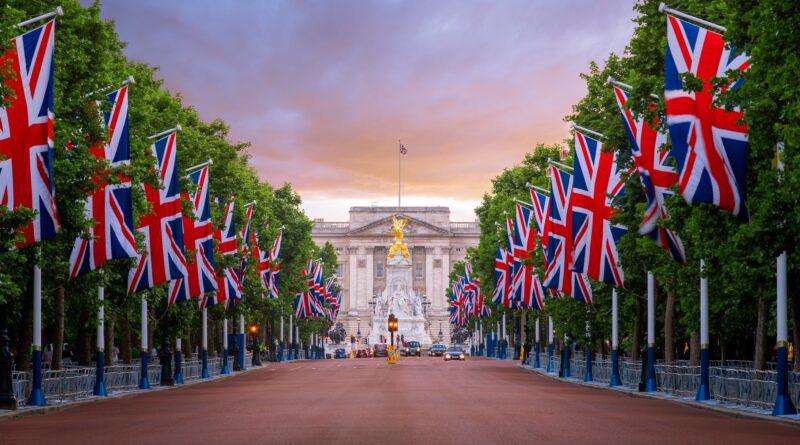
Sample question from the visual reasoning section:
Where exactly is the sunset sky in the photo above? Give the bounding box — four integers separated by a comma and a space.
91, 0, 638, 221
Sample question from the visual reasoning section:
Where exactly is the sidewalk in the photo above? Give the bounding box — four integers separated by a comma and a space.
0, 360, 278, 421
518, 363, 800, 428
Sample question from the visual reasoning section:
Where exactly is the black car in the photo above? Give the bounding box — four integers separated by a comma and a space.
373, 343, 388, 358
404, 341, 422, 357
429, 344, 447, 357
444, 347, 466, 361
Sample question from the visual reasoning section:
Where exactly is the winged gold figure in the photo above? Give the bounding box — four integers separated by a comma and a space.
388, 215, 410, 260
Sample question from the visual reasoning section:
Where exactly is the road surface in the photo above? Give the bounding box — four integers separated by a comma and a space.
2, 357, 797, 444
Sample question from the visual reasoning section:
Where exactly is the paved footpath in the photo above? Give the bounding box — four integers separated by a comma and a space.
2, 358, 798, 445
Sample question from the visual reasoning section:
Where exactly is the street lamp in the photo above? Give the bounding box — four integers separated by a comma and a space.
249, 323, 261, 366
438, 322, 443, 343
357, 317, 361, 338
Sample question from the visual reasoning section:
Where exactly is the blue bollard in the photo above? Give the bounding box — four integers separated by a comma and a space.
609, 349, 622, 387
644, 346, 657, 392
174, 350, 184, 384
772, 345, 797, 415
201, 350, 209, 379
139, 350, 150, 389
533, 341, 540, 368
696, 347, 709, 400
546, 344, 553, 373
562, 345, 571, 378
584, 349, 592, 382
93, 351, 107, 396
27, 349, 46, 406
221, 348, 230, 375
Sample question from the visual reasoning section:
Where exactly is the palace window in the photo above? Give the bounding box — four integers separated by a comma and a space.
376, 262, 385, 278
336, 263, 344, 277
415, 262, 424, 279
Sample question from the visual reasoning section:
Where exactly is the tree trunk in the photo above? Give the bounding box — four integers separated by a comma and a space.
754, 286, 768, 371
51, 283, 65, 370
76, 308, 91, 366
690, 330, 700, 366
664, 288, 676, 363
119, 311, 132, 364
105, 313, 115, 366
631, 296, 643, 361
182, 335, 191, 360
16, 277, 34, 372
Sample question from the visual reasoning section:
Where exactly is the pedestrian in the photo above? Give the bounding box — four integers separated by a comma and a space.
43, 344, 53, 369
151, 346, 158, 361
63, 343, 72, 364
111, 345, 120, 364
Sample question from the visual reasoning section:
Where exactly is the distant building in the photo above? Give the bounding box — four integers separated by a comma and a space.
311, 206, 479, 344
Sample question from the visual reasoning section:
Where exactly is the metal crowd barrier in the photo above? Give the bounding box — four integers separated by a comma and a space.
545, 355, 800, 410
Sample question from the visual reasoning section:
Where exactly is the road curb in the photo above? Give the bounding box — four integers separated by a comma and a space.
516, 364, 800, 429
0, 362, 271, 421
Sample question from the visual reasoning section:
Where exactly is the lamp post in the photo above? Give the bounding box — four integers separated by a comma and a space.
438, 323, 443, 343
249, 323, 261, 366
357, 317, 361, 339
388, 314, 398, 347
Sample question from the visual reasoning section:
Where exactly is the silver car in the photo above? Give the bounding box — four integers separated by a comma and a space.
444, 347, 465, 361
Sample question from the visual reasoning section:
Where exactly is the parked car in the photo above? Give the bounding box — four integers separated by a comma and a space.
429, 344, 447, 357
444, 347, 465, 361
334, 348, 347, 359
373, 343, 388, 358
403, 341, 422, 357
355, 348, 372, 358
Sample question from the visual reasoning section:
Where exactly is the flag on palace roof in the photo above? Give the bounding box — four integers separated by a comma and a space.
1, 20, 60, 248
664, 15, 750, 218
69, 85, 136, 277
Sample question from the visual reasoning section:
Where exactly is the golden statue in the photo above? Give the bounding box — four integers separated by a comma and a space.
388, 215, 410, 261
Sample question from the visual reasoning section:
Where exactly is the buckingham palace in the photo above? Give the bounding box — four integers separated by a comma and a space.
311, 206, 480, 344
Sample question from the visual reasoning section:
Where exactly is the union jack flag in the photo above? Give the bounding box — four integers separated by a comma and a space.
236, 201, 255, 283
69, 86, 136, 277
510, 204, 545, 310
204, 198, 241, 309
323, 276, 336, 304
128, 132, 188, 294
613, 86, 687, 263
266, 229, 283, 298
169, 166, 217, 304
0, 20, 60, 247
491, 247, 512, 308
665, 15, 750, 217
543, 166, 592, 304
294, 292, 313, 320
251, 232, 272, 297
530, 189, 550, 254
570, 131, 627, 287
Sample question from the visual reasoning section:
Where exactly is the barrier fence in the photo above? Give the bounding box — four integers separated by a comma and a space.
524, 352, 800, 410
8, 352, 260, 409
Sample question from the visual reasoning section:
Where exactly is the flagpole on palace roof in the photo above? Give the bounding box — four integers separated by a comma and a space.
398, 140, 401, 207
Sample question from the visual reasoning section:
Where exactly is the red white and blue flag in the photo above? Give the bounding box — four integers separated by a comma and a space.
169, 166, 217, 304
613, 86, 687, 263
236, 201, 255, 283
543, 166, 592, 304
204, 198, 241, 309
128, 132, 188, 294
570, 131, 627, 287
252, 232, 271, 297
491, 247, 512, 308
0, 20, 60, 248
511, 203, 545, 310
266, 229, 283, 299
294, 292, 313, 320
664, 15, 750, 217
69, 86, 136, 277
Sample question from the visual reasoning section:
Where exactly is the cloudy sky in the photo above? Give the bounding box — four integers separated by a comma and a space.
91, 0, 638, 221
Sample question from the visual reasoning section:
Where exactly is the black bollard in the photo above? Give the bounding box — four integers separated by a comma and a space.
251, 337, 261, 366
231, 338, 240, 371
0, 324, 17, 410
159, 335, 174, 387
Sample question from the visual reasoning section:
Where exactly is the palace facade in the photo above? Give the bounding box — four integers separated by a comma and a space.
311, 206, 480, 344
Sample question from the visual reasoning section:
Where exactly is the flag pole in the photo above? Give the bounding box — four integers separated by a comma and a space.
645, 271, 657, 392
773, 142, 797, 415
697, 259, 710, 400
398, 140, 401, 207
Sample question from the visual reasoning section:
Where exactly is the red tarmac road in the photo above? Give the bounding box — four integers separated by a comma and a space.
3, 357, 798, 445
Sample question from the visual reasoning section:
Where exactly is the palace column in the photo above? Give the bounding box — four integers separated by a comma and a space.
356, 246, 367, 310
366, 247, 374, 309
425, 247, 434, 306
440, 247, 450, 308
348, 247, 358, 314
